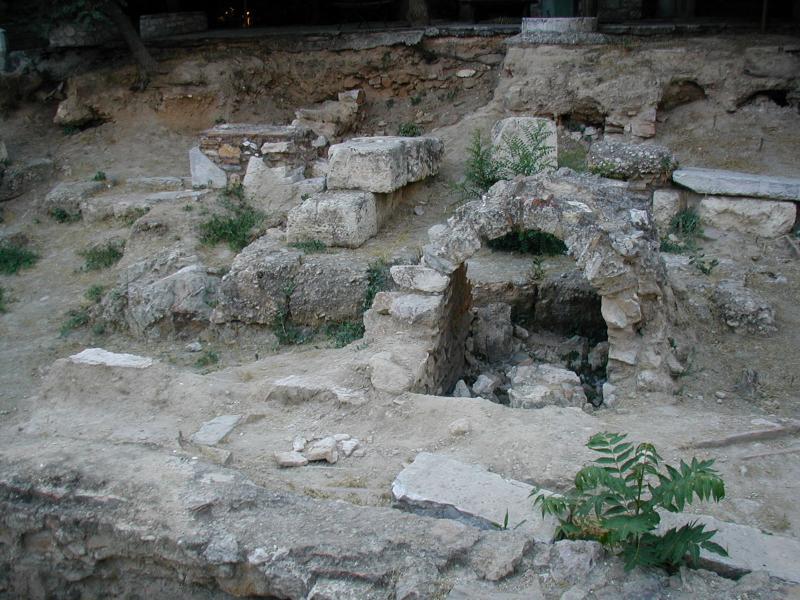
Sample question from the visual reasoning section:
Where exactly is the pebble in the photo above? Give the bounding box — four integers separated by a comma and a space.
185, 341, 202, 352
340, 439, 360, 457
455, 68, 476, 78
292, 436, 307, 452
448, 418, 471, 436
715, 391, 727, 399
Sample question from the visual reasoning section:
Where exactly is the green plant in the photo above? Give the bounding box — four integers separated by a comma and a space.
325, 321, 365, 348
220, 183, 245, 203
121, 206, 149, 225
198, 200, 263, 252
364, 259, 390, 311
397, 122, 422, 137
531, 432, 727, 573
458, 130, 503, 197
194, 349, 219, 368
62, 124, 81, 136
0, 242, 39, 275
92, 170, 107, 181
183, 204, 194, 212
689, 253, 719, 275
488, 229, 567, 256
494, 121, 556, 178
79, 240, 124, 271
289, 240, 327, 253
530, 256, 545, 280
60, 308, 90, 337
385, 98, 395, 109
491, 508, 527, 531
272, 281, 310, 345
49, 207, 82, 223
660, 209, 703, 254
0, 286, 7, 313
91, 322, 106, 335
410, 94, 423, 106
85, 284, 105, 303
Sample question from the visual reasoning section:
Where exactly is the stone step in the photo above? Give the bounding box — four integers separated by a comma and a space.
80, 189, 205, 222
327, 136, 443, 193
286, 190, 378, 248
673, 167, 800, 202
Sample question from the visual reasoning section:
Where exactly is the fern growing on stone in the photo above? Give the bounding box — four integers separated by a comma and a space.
531, 432, 727, 573
494, 121, 555, 178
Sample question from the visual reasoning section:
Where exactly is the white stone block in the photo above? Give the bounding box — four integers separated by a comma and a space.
286, 190, 378, 248
69, 348, 153, 369
698, 196, 796, 238
390, 265, 450, 293
189, 146, 227, 189
673, 167, 800, 201
241, 157, 304, 213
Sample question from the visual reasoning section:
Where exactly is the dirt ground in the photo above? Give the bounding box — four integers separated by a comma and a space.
1, 31, 800, 571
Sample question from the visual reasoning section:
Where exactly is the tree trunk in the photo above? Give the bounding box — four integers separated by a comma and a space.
103, 1, 160, 79
406, 0, 430, 24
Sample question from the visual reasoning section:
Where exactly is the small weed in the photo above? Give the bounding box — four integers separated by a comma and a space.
491, 508, 527, 531
660, 209, 703, 254
488, 229, 567, 256
91, 322, 106, 335
659, 238, 685, 253
198, 201, 263, 252
220, 183, 245, 203
48, 207, 81, 223
183, 204, 194, 212
60, 308, 90, 337
364, 259, 390, 311
272, 281, 310, 345
0, 286, 6, 313
194, 349, 219, 368
79, 240, 124, 271
61, 125, 81, 136
289, 240, 327, 253
92, 171, 107, 181
446, 88, 458, 101
410, 94, 423, 106
398, 122, 422, 137
325, 321, 365, 348
85, 284, 105, 303
0, 242, 39, 275
121, 206, 149, 226
558, 146, 588, 172
530, 256, 545, 280
690, 253, 719, 275
214, 116, 226, 124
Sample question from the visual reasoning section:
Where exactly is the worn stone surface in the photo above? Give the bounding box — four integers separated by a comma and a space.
42, 180, 107, 215
305, 437, 338, 463
470, 303, 514, 362
1, 158, 55, 194
507, 363, 587, 409
588, 141, 677, 180
490, 117, 557, 172
275, 451, 308, 468
712, 280, 776, 335
673, 167, 800, 201
81, 190, 205, 222
391, 265, 449, 293
69, 348, 153, 369
453, 380, 472, 398
294, 90, 364, 140
392, 452, 556, 541
191, 415, 242, 447
189, 146, 227, 189
286, 190, 378, 248
652, 189, 684, 235
698, 196, 796, 238
241, 157, 304, 213
466, 251, 537, 318
327, 136, 443, 193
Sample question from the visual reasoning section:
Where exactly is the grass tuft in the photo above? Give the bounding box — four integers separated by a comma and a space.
397, 122, 422, 137
0, 242, 39, 275
85, 284, 105, 303
364, 259, 390, 311
49, 207, 81, 223
289, 240, 327, 253
60, 308, 90, 337
325, 321, 365, 348
79, 240, 124, 271
194, 349, 219, 368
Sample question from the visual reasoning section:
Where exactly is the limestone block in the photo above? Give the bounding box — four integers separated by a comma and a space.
189, 146, 227, 189
588, 141, 676, 180
275, 451, 308, 468
191, 415, 242, 446
327, 136, 443, 193
651, 189, 683, 235
286, 191, 378, 249
507, 363, 586, 409
69, 348, 153, 369
242, 157, 304, 214
369, 352, 414, 394
673, 167, 800, 201
601, 293, 641, 329
490, 117, 557, 172
698, 196, 796, 238
42, 180, 106, 215
390, 265, 449, 293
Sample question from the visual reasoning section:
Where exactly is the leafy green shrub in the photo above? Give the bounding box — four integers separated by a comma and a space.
198, 198, 262, 252
289, 240, 327, 253
325, 321, 365, 348
79, 240, 124, 271
398, 122, 422, 137
0, 242, 39, 275
60, 308, 90, 337
49, 207, 81, 223
487, 229, 567, 256
659, 208, 702, 255
194, 349, 219, 368
532, 432, 727, 573
364, 259, 390, 311
92, 171, 107, 181
85, 284, 105, 303
458, 130, 503, 198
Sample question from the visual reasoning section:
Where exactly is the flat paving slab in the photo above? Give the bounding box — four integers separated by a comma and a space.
190, 414, 242, 446
69, 348, 153, 369
673, 167, 800, 201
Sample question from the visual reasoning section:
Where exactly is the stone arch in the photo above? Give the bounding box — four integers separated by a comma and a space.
420, 172, 677, 400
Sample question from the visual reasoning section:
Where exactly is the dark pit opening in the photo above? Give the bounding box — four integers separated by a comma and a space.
738, 89, 791, 108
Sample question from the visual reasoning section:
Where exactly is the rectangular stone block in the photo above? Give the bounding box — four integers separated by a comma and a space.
673, 167, 800, 201
326, 136, 443, 193
190, 415, 242, 447
698, 196, 796, 238
286, 190, 378, 248
189, 146, 227, 189
651, 189, 684, 235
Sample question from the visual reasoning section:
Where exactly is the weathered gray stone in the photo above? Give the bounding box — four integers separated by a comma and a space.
80, 190, 204, 222
1, 158, 55, 194
373, 291, 443, 327
651, 189, 683, 235
191, 415, 242, 446
471, 303, 513, 362
327, 136, 443, 193
673, 167, 800, 201
392, 452, 557, 541
712, 280, 776, 334
698, 196, 796, 238
294, 95, 361, 140
447, 581, 545, 599
189, 146, 227, 189
305, 437, 338, 463
490, 117, 557, 172
286, 190, 378, 248
522, 17, 597, 33
472, 374, 500, 397
659, 511, 800, 583
69, 348, 153, 369
242, 157, 305, 213
588, 141, 677, 180
369, 351, 415, 394
274, 451, 308, 468
507, 363, 587, 409
547, 540, 605, 585
391, 265, 449, 293
42, 180, 106, 215
453, 380, 472, 398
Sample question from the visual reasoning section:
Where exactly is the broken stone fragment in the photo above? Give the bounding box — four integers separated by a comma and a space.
189, 146, 227, 189
712, 280, 776, 335
472, 373, 500, 397
286, 190, 378, 249
390, 264, 449, 293
698, 196, 796, 238
305, 437, 338, 463
339, 439, 360, 457
673, 167, 800, 202
587, 141, 676, 180
191, 415, 242, 447
507, 363, 587, 409
452, 380, 471, 398
448, 418, 471, 436
274, 451, 308, 468
69, 348, 153, 369
292, 436, 307, 452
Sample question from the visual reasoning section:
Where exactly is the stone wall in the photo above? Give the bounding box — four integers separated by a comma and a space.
139, 12, 208, 40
